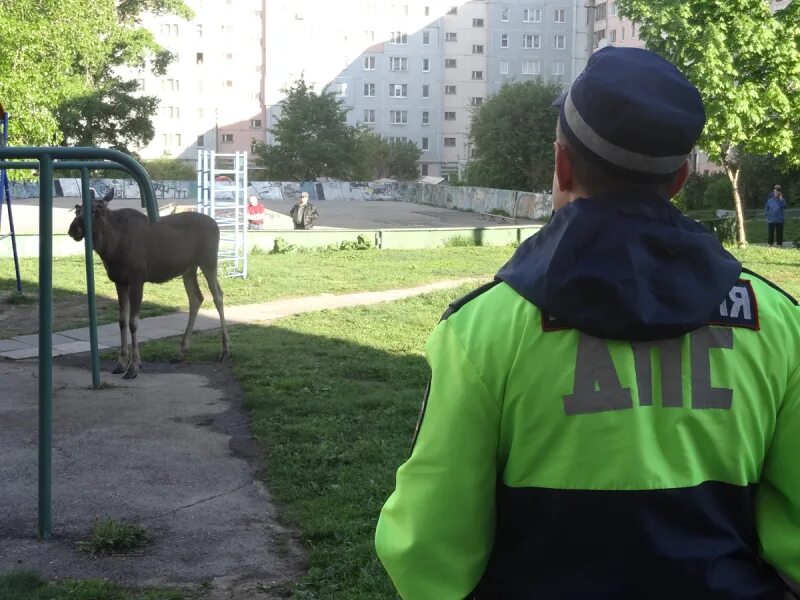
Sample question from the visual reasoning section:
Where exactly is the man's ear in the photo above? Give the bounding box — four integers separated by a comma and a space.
555, 142, 575, 192
668, 161, 691, 199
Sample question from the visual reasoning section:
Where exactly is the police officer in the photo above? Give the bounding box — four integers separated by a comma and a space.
375, 47, 800, 599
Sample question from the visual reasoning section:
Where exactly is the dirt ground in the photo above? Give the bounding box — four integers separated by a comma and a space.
0, 291, 118, 339
0, 354, 306, 599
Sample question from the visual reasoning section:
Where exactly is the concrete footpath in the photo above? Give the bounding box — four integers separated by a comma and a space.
0, 279, 475, 359
0, 279, 472, 598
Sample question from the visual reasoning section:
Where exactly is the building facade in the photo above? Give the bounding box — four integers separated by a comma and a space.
132, 0, 590, 177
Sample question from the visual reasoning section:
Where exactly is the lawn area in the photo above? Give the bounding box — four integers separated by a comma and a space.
744, 216, 800, 245
0, 246, 515, 336
0, 571, 181, 600
129, 243, 800, 599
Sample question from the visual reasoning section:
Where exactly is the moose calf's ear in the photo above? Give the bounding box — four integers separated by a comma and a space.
73, 204, 81, 213
102, 189, 114, 203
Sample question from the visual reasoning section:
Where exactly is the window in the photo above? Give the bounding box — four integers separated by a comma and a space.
471, 70, 484, 80
472, 44, 484, 54
444, 111, 456, 121
471, 97, 483, 106
445, 85, 456, 95
163, 78, 180, 91
610, 1, 617, 16
522, 61, 540, 75
473, 18, 484, 27
161, 23, 179, 36
196, 52, 204, 65
422, 111, 430, 125
445, 58, 457, 68
424, 6, 430, 16
554, 34, 566, 49
363, 109, 376, 123
422, 137, 429, 151
224, 80, 233, 87
553, 62, 565, 76
390, 57, 408, 71
596, 2, 607, 21
423, 31, 430, 45
447, 6, 457, 14
422, 84, 430, 98
421, 163, 429, 176
250, 119, 262, 128
365, 30, 375, 42
554, 8, 566, 23
253, 92, 261, 101
387, 136, 407, 144
363, 83, 376, 97
364, 56, 376, 70
445, 32, 457, 42
500, 33, 509, 48
162, 106, 180, 118
389, 83, 408, 97
197, 80, 204, 91
197, 107, 204, 118
593, 29, 606, 47
523, 8, 541, 22
632, 24, 636, 37
622, 27, 625, 40
422, 58, 430, 72
225, 52, 234, 60
221, 25, 232, 33
501, 7, 509, 21
444, 137, 456, 147
222, 133, 234, 143
500, 61, 509, 75
609, 29, 617, 43
390, 31, 408, 44
523, 34, 541, 49
196, 24, 203, 36
390, 110, 408, 125
197, 134, 205, 148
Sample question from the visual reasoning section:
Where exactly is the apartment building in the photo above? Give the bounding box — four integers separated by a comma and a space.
132, 0, 589, 177
127, 0, 267, 160
327, 0, 589, 178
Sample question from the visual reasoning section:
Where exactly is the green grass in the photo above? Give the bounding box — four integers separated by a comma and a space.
0, 571, 182, 600
0, 247, 514, 335
744, 216, 800, 245
135, 286, 472, 599
76, 519, 151, 556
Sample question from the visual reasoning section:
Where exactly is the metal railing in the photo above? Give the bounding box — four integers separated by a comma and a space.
0, 147, 158, 540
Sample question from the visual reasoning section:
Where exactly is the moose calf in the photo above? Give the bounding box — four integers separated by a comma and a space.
68, 189, 231, 379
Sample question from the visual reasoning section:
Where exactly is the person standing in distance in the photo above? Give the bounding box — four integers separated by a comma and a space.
765, 184, 787, 246
375, 47, 800, 600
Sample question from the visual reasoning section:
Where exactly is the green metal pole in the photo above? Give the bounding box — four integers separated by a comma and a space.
38, 154, 53, 540
81, 168, 100, 389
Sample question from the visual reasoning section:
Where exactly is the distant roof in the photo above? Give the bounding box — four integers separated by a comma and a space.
419, 176, 445, 185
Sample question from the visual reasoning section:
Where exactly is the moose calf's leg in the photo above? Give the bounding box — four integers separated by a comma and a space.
203, 267, 231, 361
179, 268, 204, 358
113, 282, 130, 375
123, 281, 145, 380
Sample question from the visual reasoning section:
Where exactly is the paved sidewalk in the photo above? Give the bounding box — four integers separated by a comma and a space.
0, 279, 477, 360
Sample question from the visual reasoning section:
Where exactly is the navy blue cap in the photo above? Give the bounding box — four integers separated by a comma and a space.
554, 47, 705, 181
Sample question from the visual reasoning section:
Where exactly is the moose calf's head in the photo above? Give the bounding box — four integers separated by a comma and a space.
68, 189, 114, 243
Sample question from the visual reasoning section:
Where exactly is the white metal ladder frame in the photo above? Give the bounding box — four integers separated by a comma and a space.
197, 150, 248, 278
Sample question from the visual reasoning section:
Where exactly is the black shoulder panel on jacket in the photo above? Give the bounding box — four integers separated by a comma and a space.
440, 280, 501, 322
742, 267, 798, 306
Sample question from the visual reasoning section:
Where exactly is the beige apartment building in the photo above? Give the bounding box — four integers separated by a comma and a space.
130, 0, 591, 179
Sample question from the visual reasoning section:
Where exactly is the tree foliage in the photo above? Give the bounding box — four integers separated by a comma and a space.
466, 79, 562, 192
618, 0, 800, 244
253, 79, 422, 181
0, 0, 191, 153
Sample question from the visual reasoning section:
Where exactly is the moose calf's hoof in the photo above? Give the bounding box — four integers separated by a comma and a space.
112, 362, 126, 375
122, 367, 139, 380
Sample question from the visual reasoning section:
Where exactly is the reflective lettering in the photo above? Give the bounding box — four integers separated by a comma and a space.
728, 286, 751, 320
691, 327, 733, 409
563, 333, 632, 415
631, 338, 682, 408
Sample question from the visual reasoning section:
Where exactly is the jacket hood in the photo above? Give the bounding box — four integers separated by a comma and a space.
496, 190, 742, 341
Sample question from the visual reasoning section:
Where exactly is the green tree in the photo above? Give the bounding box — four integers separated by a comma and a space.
0, 0, 191, 152
466, 79, 562, 192
619, 0, 800, 244
253, 78, 359, 181
350, 131, 422, 180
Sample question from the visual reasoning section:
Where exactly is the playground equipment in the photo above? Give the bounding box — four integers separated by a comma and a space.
0, 147, 158, 541
196, 150, 248, 278
0, 104, 22, 292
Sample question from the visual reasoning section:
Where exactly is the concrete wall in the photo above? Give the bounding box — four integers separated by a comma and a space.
8, 179, 552, 219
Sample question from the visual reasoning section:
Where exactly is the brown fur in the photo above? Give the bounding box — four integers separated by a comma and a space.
68, 190, 231, 378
